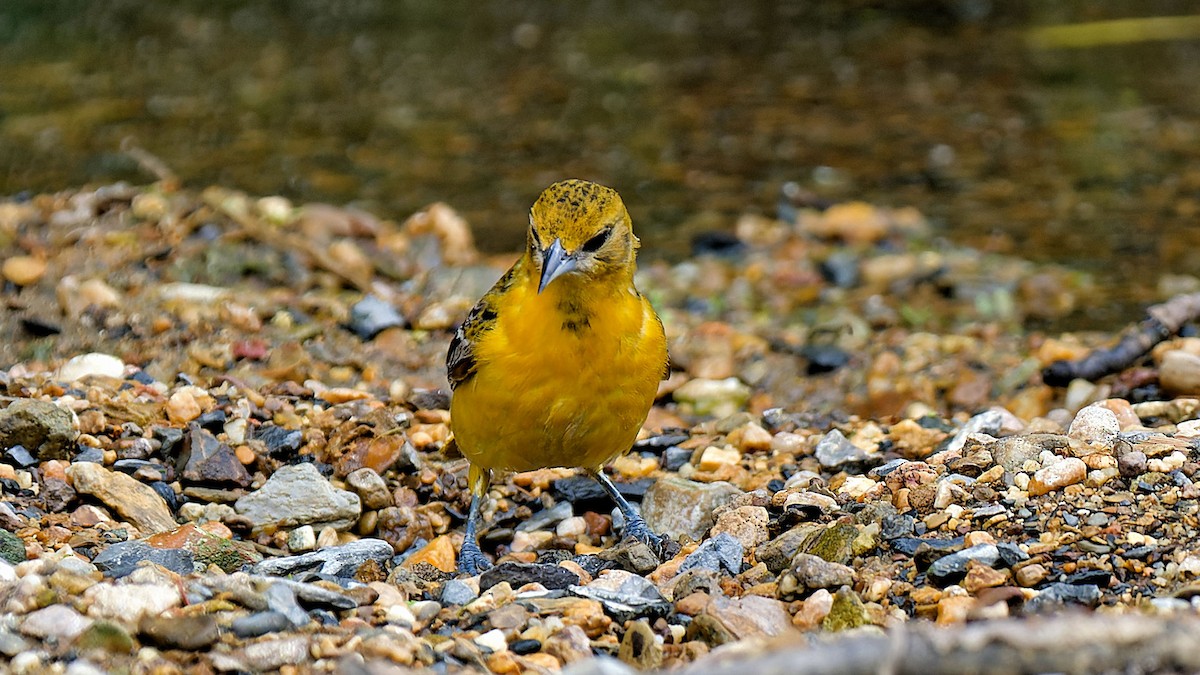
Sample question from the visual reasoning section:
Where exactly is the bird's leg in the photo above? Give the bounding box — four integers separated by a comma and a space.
458, 465, 493, 575
591, 469, 666, 556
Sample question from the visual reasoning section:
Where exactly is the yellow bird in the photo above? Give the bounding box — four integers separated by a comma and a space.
447, 179, 669, 574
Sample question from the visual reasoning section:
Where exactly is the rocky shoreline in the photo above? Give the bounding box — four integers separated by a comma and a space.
2, 183, 1200, 673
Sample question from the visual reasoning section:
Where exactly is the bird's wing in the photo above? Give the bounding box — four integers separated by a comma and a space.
446, 267, 513, 390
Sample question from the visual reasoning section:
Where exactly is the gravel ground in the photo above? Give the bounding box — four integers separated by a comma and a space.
2, 183, 1200, 673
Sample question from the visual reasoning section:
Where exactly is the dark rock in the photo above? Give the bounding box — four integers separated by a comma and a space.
349, 295, 405, 339
880, 513, 916, 540
552, 476, 652, 509
678, 532, 742, 575
407, 389, 449, 411
176, 425, 251, 487
758, 524, 823, 574
253, 424, 304, 459
996, 542, 1030, 567
515, 501, 572, 532
195, 410, 227, 431
801, 344, 850, 374
150, 481, 179, 512
480, 561, 581, 591
128, 370, 157, 386
787, 553, 855, 590
814, 429, 872, 469
40, 477, 77, 513
230, 611, 294, 638
691, 231, 746, 258
139, 614, 220, 650
511, 639, 542, 655
1123, 545, 1155, 560
819, 250, 860, 288
1025, 583, 1102, 612
73, 447, 105, 464
927, 544, 999, 585
0, 399, 78, 460
869, 458, 908, 479
632, 434, 691, 452
662, 446, 692, 472
153, 426, 184, 456
1, 445, 36, 469
93, 540, 195, 578
1063, 569, 1113, 587
1118, 451, 1148, 477
890, 536, 963, 557
112, 459, 168, 481
250, 539, 394, 580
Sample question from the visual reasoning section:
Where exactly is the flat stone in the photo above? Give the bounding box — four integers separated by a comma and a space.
641, 476, 741, 541
788, 553, 856, 590
441, 578, 479, 606
1026, 583, 1102, 612
350, 295, 404, 339
710, 505, 769, 549
571, 570, 671, 622
231, 611, 295, 638
56, 352, 125, 382
266, 577, 357, 610
0, 529, 26, 564
264, 581, 311, 627
251, 538, 393, 580
0, 399, 78, 461
85, 581, 181, 623
758, 524, 823, 574
480, 562, 580, 591
66, 462, 177, 534
20, 604, 93, 641
595, 538, 660, 575
1028, 457, 1087, 496
242, 636, 311, 670
705, 594, 792, 638
928, 544, 1000, 585
138, 613, 220, 650
235, 463, 361, 531
93, 540, 195, 578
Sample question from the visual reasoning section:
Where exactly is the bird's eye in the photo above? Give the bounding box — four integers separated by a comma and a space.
581, 227, 611, 254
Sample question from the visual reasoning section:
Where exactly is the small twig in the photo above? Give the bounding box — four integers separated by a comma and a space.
120, 137, 180, 189
1043, 292, 1200, 386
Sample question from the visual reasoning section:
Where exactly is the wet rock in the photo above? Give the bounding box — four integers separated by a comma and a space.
571, 570, 671, 622
231, 612, 294, 638
177, 425, 251, 487
641, 476, 740, 541
138, 613, 220, 650
251, 538, 393, 579
235, 462, 361, 531
480, 562, 581, 591
814, 429, 872, 469
678, 532, 743, 575
66, 462, 177, 534
93, 540, 195, 578
350, 295, 405, 339
0, 399, 78, 461
20, 604, 93, 642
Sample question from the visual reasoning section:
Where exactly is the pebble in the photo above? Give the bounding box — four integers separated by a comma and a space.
177, 425, 251, 487
251, 538, 394, 579
66, 462, 178, 534
1027, 457, 1087, 496
571, 570, 671, 622
814, 429, 872, 468
2, 255, 46, 285
346, 467, 393, 509
642, 476, 741, 541
56, 352, 126, 382
481, 562, 581, 591
85, 580, 181, 623
234, 462, 362, 531
927, 544, 1001, 584
92, 540, 195, 577
1068, 404, 1121, 449
138, 614, 220, 650
241, 636, 311, 670
230, 611, 295, 638
441, 578, 479, 606
1159, 350, 1200, 395
349, 295, 405, 339
678, 532, 743, 575
672, 377, 751, 417
784, 553, 856, 592
0, 399, 78, 461
20, 604, 93, 641
710, 505, 769, 549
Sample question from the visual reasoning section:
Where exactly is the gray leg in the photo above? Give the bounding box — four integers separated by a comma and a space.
592, 470, 666, 555
458, 494, 492, 575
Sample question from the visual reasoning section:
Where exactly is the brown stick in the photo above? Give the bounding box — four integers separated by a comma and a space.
1042, 292, 1200, 385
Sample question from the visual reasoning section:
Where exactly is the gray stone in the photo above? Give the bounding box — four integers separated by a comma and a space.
990, 434, 1069, 472
266, 577, 357, 610
250, 538, 393, 580
235, 463, 361, 531
641, 476, 741, 541
678, 532, 743, 575
230, 611, 294, 638
789, 553, 855, 589
480, 561, 580, 591
350, 295, 404, 339
20, 604, 93, 641
139, 614, 220, 650
0, 399, 78, 460
264, 581, 311, 628
345, 467, 393, 509
1026, 583, 1102, 612
571, 570, 670, 622
927, 543, 1000, 584
814, 429, 871, 469
242, 636, 311, 670
93, 540, 196, 578
946, 409, 1006, 453
441, 578, 479, 606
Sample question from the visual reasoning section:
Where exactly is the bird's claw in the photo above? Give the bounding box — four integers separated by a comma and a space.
623, 517, 668, 558
458, 543, 493, 576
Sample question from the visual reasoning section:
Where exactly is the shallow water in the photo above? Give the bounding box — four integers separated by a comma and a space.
2, 1, 1199, 327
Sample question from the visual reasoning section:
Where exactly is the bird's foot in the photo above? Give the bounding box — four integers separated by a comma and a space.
458, 541, 492, 576
622, 515, 669, 558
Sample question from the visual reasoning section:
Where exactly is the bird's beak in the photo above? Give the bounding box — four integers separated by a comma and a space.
538, 238, 577, 294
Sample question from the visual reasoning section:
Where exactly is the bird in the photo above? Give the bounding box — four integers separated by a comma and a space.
446, 178, 669, 575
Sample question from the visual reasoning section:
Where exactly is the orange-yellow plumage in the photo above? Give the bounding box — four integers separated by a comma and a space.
446, 179, 668, 573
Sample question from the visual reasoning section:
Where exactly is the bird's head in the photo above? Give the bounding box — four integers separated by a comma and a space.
527, 179, 638, 294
